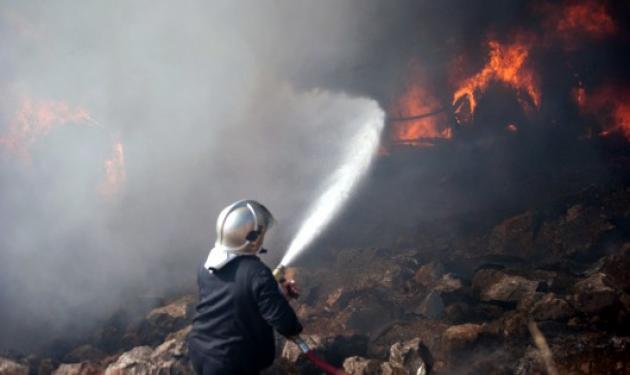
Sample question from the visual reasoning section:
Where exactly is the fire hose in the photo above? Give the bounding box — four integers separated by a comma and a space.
273, 265, 350, 375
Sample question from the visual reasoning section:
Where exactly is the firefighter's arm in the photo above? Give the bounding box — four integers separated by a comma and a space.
252, 267, 303, 336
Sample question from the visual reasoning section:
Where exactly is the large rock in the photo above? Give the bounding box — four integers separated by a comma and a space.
343, 356, 382, 375
0, 358, 28, 375
52, 363, 102, 375
388, 338, 431, 375
133, 295, 195, 347
472, 269, 539, 303
104, 346, 155, 375
414, 291, 444, 319
432, 274, 463, 294
149, 326, 192, 373
444, 324, 484, 349
488, 211, 536, 257
572, 272, 618, 314
530, 293, 575, 321
413, 262, 445, 289
333, 248, 412, 292
536, 204, 615, 257
104, 326, 192, 375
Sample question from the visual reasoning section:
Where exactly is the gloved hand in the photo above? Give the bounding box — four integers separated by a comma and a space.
281, 279, 300, 299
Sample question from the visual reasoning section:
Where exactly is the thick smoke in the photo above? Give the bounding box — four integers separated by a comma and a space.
0, 1, 389, 351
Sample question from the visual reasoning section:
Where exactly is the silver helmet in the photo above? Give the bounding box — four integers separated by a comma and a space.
205, 200, 275, 270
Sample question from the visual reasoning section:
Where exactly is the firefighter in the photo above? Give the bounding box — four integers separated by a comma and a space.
188, 200, 302, 375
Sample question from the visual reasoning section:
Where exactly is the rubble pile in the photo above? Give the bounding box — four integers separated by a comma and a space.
1, 186, 629, 374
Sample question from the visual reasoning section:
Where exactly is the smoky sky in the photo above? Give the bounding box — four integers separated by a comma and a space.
0, 0, 398, 351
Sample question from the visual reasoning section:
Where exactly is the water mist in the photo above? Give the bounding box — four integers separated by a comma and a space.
279, 101, 385, 267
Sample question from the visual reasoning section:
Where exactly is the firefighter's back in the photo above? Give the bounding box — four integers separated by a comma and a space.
188, 255, 274, 374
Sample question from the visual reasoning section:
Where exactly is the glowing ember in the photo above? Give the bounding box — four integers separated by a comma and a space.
452, 39, 540, 123
101, 140, 126, 197
389, 62, 451, 146
506, 124, 518, 133
0, 98, 94, 161
572, 85, 587, 109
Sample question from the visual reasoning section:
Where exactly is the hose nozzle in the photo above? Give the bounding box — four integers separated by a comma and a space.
272, 265, 286, 282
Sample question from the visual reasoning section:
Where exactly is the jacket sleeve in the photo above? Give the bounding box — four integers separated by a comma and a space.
252, 266, 303, 337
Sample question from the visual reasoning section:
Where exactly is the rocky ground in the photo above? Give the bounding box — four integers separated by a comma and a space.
2, 185, 630, 374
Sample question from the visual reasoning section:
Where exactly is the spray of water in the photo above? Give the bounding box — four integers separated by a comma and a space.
280, 102, 385, 266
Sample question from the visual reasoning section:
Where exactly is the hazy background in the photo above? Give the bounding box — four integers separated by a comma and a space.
0, 0, 394, 351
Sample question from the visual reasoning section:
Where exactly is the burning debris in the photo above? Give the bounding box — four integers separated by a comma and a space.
385, 0, 624, 150
576, 85, 630, 141
451, 37, 540, 123
388, 62, 451, 147
0, 97, 127, 198
0, 98, 94, 161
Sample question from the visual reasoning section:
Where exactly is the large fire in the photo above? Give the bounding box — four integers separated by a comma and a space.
389, 63, 451, 147
0, 98, 94, 161
381, 1, 623, 152
452, 38, 540, 123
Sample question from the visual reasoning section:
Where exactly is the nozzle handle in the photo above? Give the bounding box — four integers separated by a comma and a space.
291, 336, 310, 353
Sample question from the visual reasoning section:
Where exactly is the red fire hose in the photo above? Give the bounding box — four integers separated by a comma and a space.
304, 351, 349, 375
275, 268, 349, 375
292, 337, 350, 375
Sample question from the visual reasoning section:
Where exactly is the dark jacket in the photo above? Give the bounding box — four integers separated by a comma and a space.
188, 255, 302, 373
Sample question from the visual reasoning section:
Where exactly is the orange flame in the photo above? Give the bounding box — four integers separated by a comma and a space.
389, 62, 451, 147
101, 140, 126, 197
452, 39, 540, 123
555, 1, 615, 45
1, 97, 127, 197
0, 98, 94, 161
576, 85, 630, 141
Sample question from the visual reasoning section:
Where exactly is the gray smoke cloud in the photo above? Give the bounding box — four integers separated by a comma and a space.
0, 0, 391, 351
